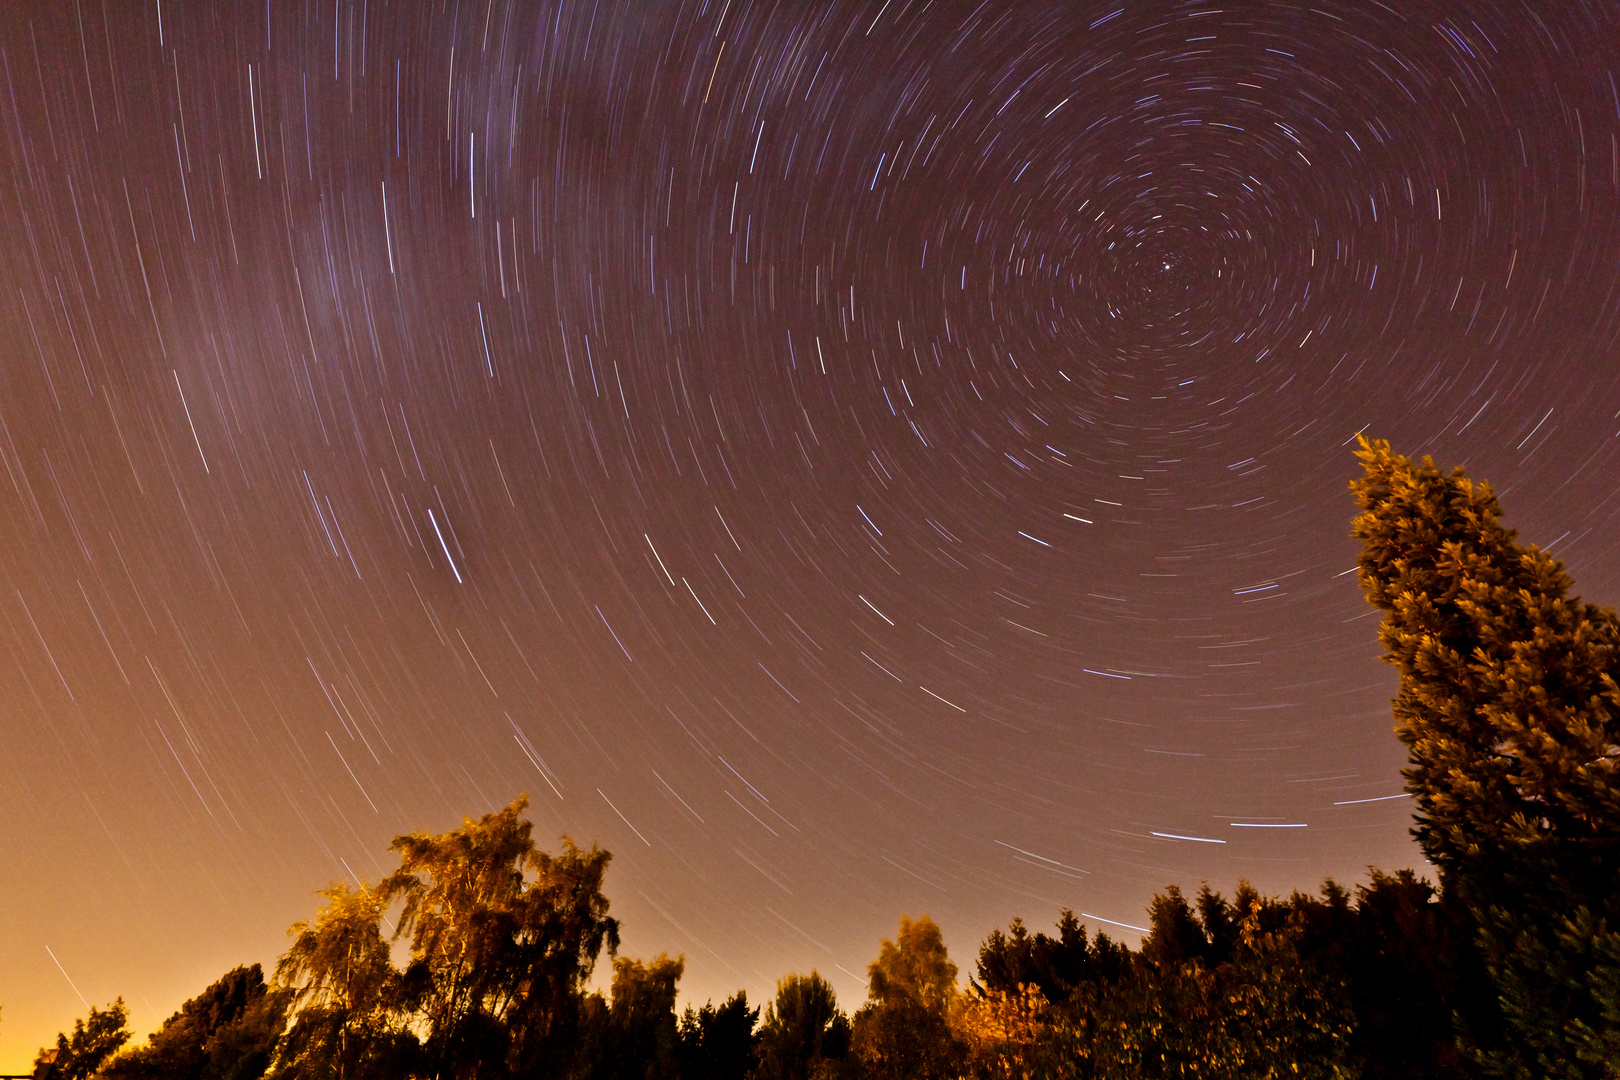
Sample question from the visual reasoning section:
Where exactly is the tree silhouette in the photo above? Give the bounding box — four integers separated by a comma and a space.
101, 964, 286, 1080
753, 973, 850, 1080
572, 953, 684, 1080
33, 999, 129, 1080
1336, 870, 1474, 1079
33, 631, 1593, 1080
674, 992, 757, 1080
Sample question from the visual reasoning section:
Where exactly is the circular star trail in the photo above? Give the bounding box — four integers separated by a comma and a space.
2, 0, 1618, 1062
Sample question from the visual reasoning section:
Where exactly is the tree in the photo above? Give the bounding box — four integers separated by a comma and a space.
967, 911, 1134, 1080
378, 795, 619, 1078
1076, 885, 1361, 1080
1352, 438, 1620, 1076
674, 992, 756, 1080
1139, 885, 1215, 969
263, 795, 620, 1079
33, 999, 130, 1080
271, 883, 414, 1079
973, 912, 1094, 1004
851, 915, 961, 1080
202, 990, 290, 1080
753, 973, 851, 1080
1214, 899, 1357, 1080
951, 983, 1054, 1080
572, 954, 684, 1080
101, 964, 286, 1080
1338, 870, 1475, 1080
864, 915, 957, 1016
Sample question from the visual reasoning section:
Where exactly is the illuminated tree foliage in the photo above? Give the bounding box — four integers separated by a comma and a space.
377, 796, 620, 1079
1351, 438, 1620, 1076
263, 794, 623, 1080
850, 914, 962, 1080
271, 883, 414, 1079
951, 983, 1054, 1080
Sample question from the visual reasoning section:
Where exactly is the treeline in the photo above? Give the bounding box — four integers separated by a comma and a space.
29, 803, 1471, 1080
26, 441, 1618, 1079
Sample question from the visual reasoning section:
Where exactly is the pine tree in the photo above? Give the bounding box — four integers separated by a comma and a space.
1351, 437, 1620, 1077
675, 992, 758, 1080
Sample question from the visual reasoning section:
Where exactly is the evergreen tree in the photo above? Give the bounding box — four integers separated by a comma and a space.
674, 992, 757, 1080
1336, 870, 1475, 1080
966, 911, 1133, 1079
972, 910, 1112, 1004
1351, 438, 1620, 1076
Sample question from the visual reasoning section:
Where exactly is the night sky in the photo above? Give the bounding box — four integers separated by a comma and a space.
3, 0, 1620, 1066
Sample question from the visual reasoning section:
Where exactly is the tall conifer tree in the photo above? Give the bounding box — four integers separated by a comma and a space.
1351, 438, 1620, 1077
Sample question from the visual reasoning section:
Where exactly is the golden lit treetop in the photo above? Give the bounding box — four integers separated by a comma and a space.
1350, 436, 1620, 874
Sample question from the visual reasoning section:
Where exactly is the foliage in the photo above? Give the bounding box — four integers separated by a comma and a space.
965, 910, 1135, 1079
951, 984, 1054, 1080
34, 999, 130, 1080
270, 882, 411, 1080
851, 915, 961, 1080
1115, 884, 1358, 1078
38, 829, 1484, 1080
1336, 870, 1475, 1079
753, 972, 851, 1080
378, 795, 620, 1079
862, 915, 957, 1016
1352, 437, 1620, 1076
957, 875, 1488, 1080
265, 794, 622, 1079
25, 862, 1482, 1080
100, 964, 286, 1080
200, 993, 291, 1080
572, 953, 684, 1080
674, 991, 757, 1080
975, 910, 1092, 1002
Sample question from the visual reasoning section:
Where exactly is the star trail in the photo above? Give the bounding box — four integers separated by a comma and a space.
2, 0, 1619, 1065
